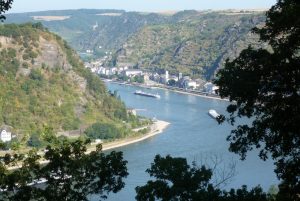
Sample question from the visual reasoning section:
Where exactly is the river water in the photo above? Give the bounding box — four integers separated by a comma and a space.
90, 82, 278, 201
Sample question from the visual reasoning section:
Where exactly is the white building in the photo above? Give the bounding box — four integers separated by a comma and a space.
165, 70, 169, 81
124, 69, 143, 77
86, 49, 93, 54
204, 82, 219, 94
184, 80, 198, 89
110, 67, 118, 75
97, 67, 104, 74
90, 67, 98, 73
92, 22, 98, 30
99, 68, 106, 75
161, 70, 170, 84
105, 69, 111, 76
84, 62, 92, 68
178, 72, 183, 80
150, 73, 160, 82
0, 130, 12, 142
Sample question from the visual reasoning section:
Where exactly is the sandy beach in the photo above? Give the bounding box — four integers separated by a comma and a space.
101, 120, 170, 151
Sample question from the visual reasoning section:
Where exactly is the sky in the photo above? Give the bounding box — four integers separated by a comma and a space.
8, 0, 277, 13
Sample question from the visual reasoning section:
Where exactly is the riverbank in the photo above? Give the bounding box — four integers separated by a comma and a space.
101, 120, 170, 151
155, 86, 229, 102
6, 120, 170, 170
103, 79, 229, 102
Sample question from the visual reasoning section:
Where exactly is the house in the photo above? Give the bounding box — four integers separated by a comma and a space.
204, 82, 219, 94
184, 80, 198, 89
123, 69, 143, 77
144, 74, 150, 82
110, 67, 118, 75
178, 76, 198, 89
105, 69, 111, 76
161, 70, 169, 84
150, 73, 160, 82
0, 129, 12, 142
92, 22, 98, 30
178, 72, 183, 80
99, 67, 106, 75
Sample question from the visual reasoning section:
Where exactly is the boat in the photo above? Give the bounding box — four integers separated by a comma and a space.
134, 90, 160, 99
208, 109, 220, 119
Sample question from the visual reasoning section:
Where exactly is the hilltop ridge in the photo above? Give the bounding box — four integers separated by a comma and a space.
5, 9, 266, 79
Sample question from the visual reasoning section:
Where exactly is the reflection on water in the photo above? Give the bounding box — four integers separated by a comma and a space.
164, 89, 170, 100
187, 94, 197, 104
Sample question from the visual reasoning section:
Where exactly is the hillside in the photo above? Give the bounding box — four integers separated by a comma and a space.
115, 11, 266, 79
0, 23, 130, 137
5, 9, 169, 55
5, 9, 266, 79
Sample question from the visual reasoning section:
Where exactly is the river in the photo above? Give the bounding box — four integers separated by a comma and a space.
90, 82, 278, 201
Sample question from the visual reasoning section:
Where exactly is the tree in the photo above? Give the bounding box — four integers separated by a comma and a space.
0, 0, 13, 20
0, 2, 129, 200
214, 0, 300, 199
27, 132, 43, 148
84, 122, 121, 140
136, 155, 216, 201
135, 155, 269, 201
167, 79, 177, 86
0, 138, 128, 201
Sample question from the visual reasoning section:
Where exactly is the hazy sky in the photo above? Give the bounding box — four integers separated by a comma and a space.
8, 0, 277, 13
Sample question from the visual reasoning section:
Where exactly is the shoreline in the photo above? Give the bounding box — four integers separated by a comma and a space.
101, 120, 170, 151
103, 79, 229, 102
7, 120, 170, 170
154, 86, 229, 101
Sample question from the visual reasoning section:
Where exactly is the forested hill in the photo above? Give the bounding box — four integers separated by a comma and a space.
5, 9, 169, 52
5, 9, 266, 79
115, 11, 266, 79
0, 23, 129, 135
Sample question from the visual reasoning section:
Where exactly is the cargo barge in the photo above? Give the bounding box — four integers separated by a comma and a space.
134, 90, 160, 99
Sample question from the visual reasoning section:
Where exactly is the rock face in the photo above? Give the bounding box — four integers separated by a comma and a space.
36, 37, 70, 70
0, 23, 127, 134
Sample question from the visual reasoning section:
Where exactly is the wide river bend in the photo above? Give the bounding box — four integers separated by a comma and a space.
90, 82, 278, 201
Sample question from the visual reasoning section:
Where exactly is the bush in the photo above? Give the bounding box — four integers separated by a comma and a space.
85, 122, 121, 140
62, 117, 81, 131
22, 53, 30, 60
29, 69, 43, 81
27, 133, 43, 148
